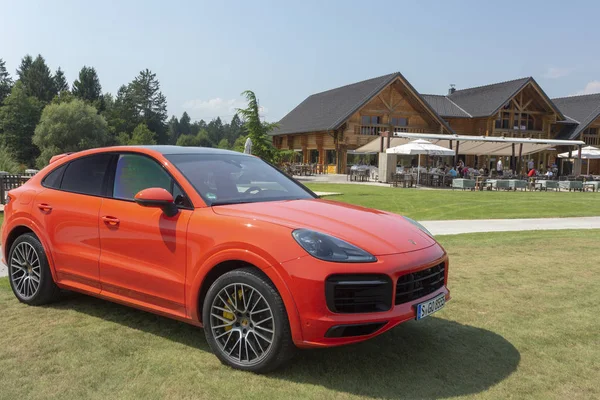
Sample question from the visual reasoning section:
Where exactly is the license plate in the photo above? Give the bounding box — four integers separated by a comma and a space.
415, 294, 445, 320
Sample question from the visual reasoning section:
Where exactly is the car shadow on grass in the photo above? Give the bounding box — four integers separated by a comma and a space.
48, 294, 519, 399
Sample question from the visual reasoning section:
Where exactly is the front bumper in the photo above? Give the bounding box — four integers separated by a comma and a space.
280, 244, 450, 348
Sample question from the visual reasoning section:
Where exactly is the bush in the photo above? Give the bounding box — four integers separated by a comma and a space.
0, 146, 20, 173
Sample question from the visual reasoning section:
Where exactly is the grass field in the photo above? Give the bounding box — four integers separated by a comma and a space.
304, 183, 600, 221
0, 230, 599, 400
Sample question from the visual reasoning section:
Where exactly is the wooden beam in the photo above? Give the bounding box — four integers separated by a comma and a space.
378, 94, 393, 112
521, 99, 533, 111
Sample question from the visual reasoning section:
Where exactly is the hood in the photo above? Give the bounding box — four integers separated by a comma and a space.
211, 199, 437, 256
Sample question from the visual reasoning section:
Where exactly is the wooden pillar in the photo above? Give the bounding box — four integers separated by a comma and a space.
517, 143, 523, 174
454, 141, 460, 166
380, 136, 384, 153
318, 146, 325, 165
302, 147, 308, 164
575, 145, 583, 176
511, 143, 516, 172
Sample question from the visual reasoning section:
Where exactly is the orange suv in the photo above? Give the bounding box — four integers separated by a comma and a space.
1, 146, 449, 372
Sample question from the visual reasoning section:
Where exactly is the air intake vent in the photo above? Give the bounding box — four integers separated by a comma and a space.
326, 274, 393, 313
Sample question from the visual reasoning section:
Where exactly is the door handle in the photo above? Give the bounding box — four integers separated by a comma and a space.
37, 203, 52, 212
101, 216, 120, 226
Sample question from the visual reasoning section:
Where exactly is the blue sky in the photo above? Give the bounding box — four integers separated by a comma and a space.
2, 0, 599, 123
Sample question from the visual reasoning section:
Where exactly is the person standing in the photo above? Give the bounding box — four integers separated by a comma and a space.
528, 159, 534, 172
496, 158, 503, 176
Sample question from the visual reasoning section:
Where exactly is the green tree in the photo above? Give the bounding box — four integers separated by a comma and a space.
54, 67, 69, 93
0, 82, 43, 165
179, 112, 191, 135
217, 138, 230, 149
129, 123, 157, 145
129, 69, 168, 144
207, 117, 224, 144
33, 99, 108, 167
227, 113, 244, 143
232, 134, 248, 153
72, 66, 102, 103
167, 116, 180, 144
0, 145, 20, 173
237, 90, 276, 162
176, 133, 201, 147
19, 54, 57, 103
0, 58, 13, 104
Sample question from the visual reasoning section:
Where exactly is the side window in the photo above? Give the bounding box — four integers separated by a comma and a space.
61, 154, 112, 196
113, 154, 184, 202
42, 164, 67, 189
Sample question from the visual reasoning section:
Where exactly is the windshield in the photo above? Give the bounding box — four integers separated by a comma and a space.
166, 153, 316, 206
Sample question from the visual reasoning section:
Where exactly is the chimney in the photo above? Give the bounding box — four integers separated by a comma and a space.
448, 84, 456, 95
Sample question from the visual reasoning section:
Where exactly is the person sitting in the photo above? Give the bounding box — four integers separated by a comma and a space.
545, 170, 553, 178
449, 167, 458, 178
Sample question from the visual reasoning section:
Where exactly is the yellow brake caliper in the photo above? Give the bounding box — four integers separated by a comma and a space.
223, 289, 244, 331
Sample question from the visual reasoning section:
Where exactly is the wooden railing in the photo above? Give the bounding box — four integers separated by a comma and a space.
583, 135, 600, 146
491, 129, 548, 139
0, 174, 32, 204
354, 125, 427, 136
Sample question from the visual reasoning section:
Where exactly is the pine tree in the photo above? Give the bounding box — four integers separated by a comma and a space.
72, 66, 102, 102
0, 58, 13, 104
18, 55, 57, 103
237, 90, 276, 162
54, 67, 69, 93
179, 111, 191, 135
167, 116, 180, 144
129, 69, 168, 144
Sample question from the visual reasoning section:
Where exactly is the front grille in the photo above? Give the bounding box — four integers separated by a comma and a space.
395, 263, 445, 305
325, 274, 393, 313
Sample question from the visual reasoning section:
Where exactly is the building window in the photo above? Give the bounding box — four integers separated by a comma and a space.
361, 115, 381, 125
495, 112, 510, 129
512, 113, 534, 131
391, 117, 408, 126
584, 127, 598, 135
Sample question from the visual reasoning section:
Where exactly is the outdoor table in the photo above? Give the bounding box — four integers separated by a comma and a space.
535, 180, 559, 191
583, 181, 600, 192
559, 181, 584, 191
507, 179, 527, 191
451, 178, 476, 190
487, 179, 510, 190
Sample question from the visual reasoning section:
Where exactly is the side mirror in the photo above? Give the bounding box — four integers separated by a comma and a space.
134, 188, 178, 217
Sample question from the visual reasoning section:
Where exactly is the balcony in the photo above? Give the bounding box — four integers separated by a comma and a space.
583, 135, 600, 146
355, 125, 427, 136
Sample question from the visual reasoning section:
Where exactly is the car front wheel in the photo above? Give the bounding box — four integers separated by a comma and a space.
202, 268, 295, 373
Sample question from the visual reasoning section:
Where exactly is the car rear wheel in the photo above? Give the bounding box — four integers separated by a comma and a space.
202, 268, 295, 373
8, 233, 60, 305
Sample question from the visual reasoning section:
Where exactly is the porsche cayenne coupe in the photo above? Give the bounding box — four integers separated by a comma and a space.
1, 146, 449, 372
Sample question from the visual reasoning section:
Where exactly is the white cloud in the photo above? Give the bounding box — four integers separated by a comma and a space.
182, 97, 268, 121
543, 67, 573, 79
573, 81, 600, 96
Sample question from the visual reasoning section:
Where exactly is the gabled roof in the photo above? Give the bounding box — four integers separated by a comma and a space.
271, 72, 453, 136
445, 77, 531, 117
552, 93, 600, 139
421, 94, 472, 118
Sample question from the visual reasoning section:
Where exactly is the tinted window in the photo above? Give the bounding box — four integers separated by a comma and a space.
166, 153, 314, 206
61, 154, 112, 196
42, 164, 66, 189
113, 154, 181, 201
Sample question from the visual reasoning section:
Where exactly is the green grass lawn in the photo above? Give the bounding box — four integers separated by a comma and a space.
305, 183, 600, 220
0, 230, 599, 399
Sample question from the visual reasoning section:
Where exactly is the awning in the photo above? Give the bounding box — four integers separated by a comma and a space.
354, 132, 586, 156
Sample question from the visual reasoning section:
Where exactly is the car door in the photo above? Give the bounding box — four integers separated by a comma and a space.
98, 153, 192, 317
33, 153, 113, 293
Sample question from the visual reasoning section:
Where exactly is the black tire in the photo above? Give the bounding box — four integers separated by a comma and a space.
8, 233, 61, 305
202, 267, 295, 373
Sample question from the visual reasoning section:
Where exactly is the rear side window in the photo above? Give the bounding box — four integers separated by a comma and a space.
61, 154, 112, 196
42, 164, 67, 189
113, 154, 174, 200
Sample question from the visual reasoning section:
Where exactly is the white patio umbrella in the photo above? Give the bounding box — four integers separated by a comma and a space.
558, 146, 600, 175
386, 139, 455, 186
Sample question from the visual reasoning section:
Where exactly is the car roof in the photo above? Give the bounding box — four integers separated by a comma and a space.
127, 145, 250, 156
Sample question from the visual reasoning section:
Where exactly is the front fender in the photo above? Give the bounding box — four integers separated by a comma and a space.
187, 247, 304, 345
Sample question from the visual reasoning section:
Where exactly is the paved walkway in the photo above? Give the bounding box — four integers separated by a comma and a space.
421, 216, 600, 236
1, 216, 599, 278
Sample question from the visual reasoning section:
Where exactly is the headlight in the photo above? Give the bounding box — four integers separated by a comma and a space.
292, 229, 376, 263
403, 216, 433, 237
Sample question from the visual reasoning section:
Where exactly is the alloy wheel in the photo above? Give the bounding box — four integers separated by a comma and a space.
10, 242, 41, 300
210, 283, 275, 366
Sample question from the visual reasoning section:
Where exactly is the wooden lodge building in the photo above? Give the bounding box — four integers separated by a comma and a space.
270, 72, 600, 175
